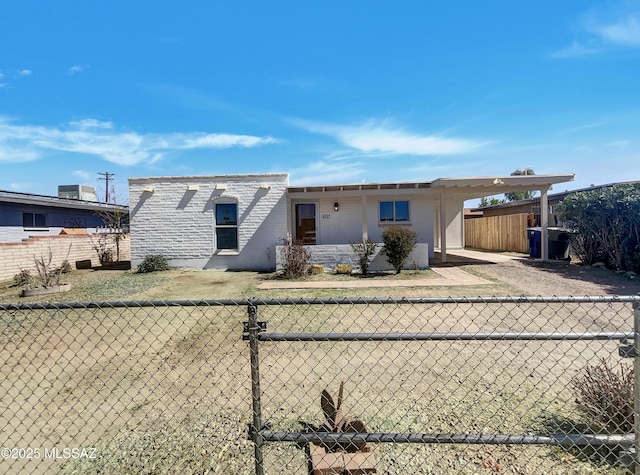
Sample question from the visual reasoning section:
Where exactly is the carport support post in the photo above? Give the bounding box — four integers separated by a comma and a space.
540, 187, 549, 262
439, 193, 447, 264
248, 300, 265, 475
634, 299, 640, 475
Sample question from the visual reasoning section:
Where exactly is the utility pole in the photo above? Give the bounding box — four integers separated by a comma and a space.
97, 171, 115, 203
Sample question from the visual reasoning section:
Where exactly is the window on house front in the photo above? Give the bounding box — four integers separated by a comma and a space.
215, 203, 238, 250
379, 201, 409, 222
23, 212, 47, 228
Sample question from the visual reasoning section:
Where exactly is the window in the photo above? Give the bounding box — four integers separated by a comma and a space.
215, 203, 238, 250
23, 212, 47, 228
379, 201, 409, 222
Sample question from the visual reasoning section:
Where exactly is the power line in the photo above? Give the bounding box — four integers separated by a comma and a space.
97, 171, 115, 203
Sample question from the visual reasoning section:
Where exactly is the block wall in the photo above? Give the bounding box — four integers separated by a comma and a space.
0, 234, 131, 282
128, 175, 288, 271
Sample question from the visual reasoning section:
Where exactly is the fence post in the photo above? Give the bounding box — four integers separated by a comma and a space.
634, 299, 640, 475
248, 299, 265, 475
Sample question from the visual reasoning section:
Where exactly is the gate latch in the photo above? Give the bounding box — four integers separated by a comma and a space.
242, 321, 267, 340
619, 338, 637, 358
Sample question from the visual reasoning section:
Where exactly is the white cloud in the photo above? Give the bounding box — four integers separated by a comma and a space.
0, 143, 40, 162
605, 140, 631, 149
553, 4, 640, 57
550, 41, 603, 58
587, 13, 640, 47
69, 65, 86, 74
72, 170, 93, 181
19, 69, 32, 76
575, 145, 594, 154
293, 118, 485, 156
181, 133, 279, 148
0, 117, 280, 165
289, 157, 365, 185
69, 118, 114, 129
8, 182, 36, 191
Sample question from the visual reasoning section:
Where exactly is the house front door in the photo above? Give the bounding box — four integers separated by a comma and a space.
295, 203, 316, 244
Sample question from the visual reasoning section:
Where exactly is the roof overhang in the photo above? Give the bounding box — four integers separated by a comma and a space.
286, 174, 575, 200
0, 190, 128, 212
430, 174, 575, 199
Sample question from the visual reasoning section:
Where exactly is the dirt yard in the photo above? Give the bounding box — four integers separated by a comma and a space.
0, 260, 638, 474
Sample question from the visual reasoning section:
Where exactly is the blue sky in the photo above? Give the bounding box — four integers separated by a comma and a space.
1, 1, 639, 204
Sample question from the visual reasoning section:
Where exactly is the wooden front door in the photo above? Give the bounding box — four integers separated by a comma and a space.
295, 203, 316, 244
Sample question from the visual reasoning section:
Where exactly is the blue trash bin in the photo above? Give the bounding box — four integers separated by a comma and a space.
528, 228, 541, 258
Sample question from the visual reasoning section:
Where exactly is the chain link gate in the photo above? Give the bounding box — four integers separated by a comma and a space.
1, 296, 639, 474
244, 297, 640, 475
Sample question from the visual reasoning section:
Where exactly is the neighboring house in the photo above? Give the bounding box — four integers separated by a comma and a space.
0, 189, 128, 243
128, 173, 574, 270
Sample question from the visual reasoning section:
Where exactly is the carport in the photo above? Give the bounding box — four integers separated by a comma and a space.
430, 174, 575, 263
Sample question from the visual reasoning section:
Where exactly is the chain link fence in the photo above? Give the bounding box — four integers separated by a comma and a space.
1, 296, 639, 474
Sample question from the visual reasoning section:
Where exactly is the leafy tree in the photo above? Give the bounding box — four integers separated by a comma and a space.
504, 167, 537, 202
478, 196, 506, 208
556, 184, 640, 272
381, 226, 417, 274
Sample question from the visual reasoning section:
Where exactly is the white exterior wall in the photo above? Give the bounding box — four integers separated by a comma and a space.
314, 198, 363, 245
129, 174, 288, 271
276, 243, 429, 273
444, 198, 464, 249
308, 195, 435, 257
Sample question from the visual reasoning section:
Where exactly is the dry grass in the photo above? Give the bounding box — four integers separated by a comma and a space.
0, 264, 637, 474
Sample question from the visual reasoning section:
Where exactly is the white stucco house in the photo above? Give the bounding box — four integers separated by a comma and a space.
128, 173, 574, 271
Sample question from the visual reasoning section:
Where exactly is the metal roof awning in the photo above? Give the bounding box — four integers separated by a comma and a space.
287, 182, 432, 193
286, 174, 575, 197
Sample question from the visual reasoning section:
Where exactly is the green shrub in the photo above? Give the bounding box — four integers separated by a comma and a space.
557, 184, 640, 272
335, 263, 352, 275
570, 358, 633, 433
13, 269, 34, 287
137, 255, 170, 274
381, 225, 417, 274
350, 239, 379, 275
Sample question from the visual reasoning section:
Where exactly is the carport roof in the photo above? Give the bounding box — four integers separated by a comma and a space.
287, 174, 575, 197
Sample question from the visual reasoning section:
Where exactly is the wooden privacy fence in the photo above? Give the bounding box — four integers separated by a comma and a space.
464, 213, 529, 253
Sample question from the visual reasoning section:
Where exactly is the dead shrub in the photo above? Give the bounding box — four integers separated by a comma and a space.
335, 263, 352, 275
281, 238, 312, 279
570, 358, 633, 433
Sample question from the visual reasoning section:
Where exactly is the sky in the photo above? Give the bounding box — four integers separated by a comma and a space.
1, 1, 639, 205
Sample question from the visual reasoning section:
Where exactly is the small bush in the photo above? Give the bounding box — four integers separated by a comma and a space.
335, 263, 353, 275
137, 255, 171, 274
13, 269, 34, 287
350, 239, 379, 275
570, 358, 633, 433
56, 260, 72, 274
310, 264, 325, 275
281, 239, 312, 279
381, 225, 417, 274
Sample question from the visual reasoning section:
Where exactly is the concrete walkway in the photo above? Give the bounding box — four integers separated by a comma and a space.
434, 248, 528, 264
257, 266, 491, 290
